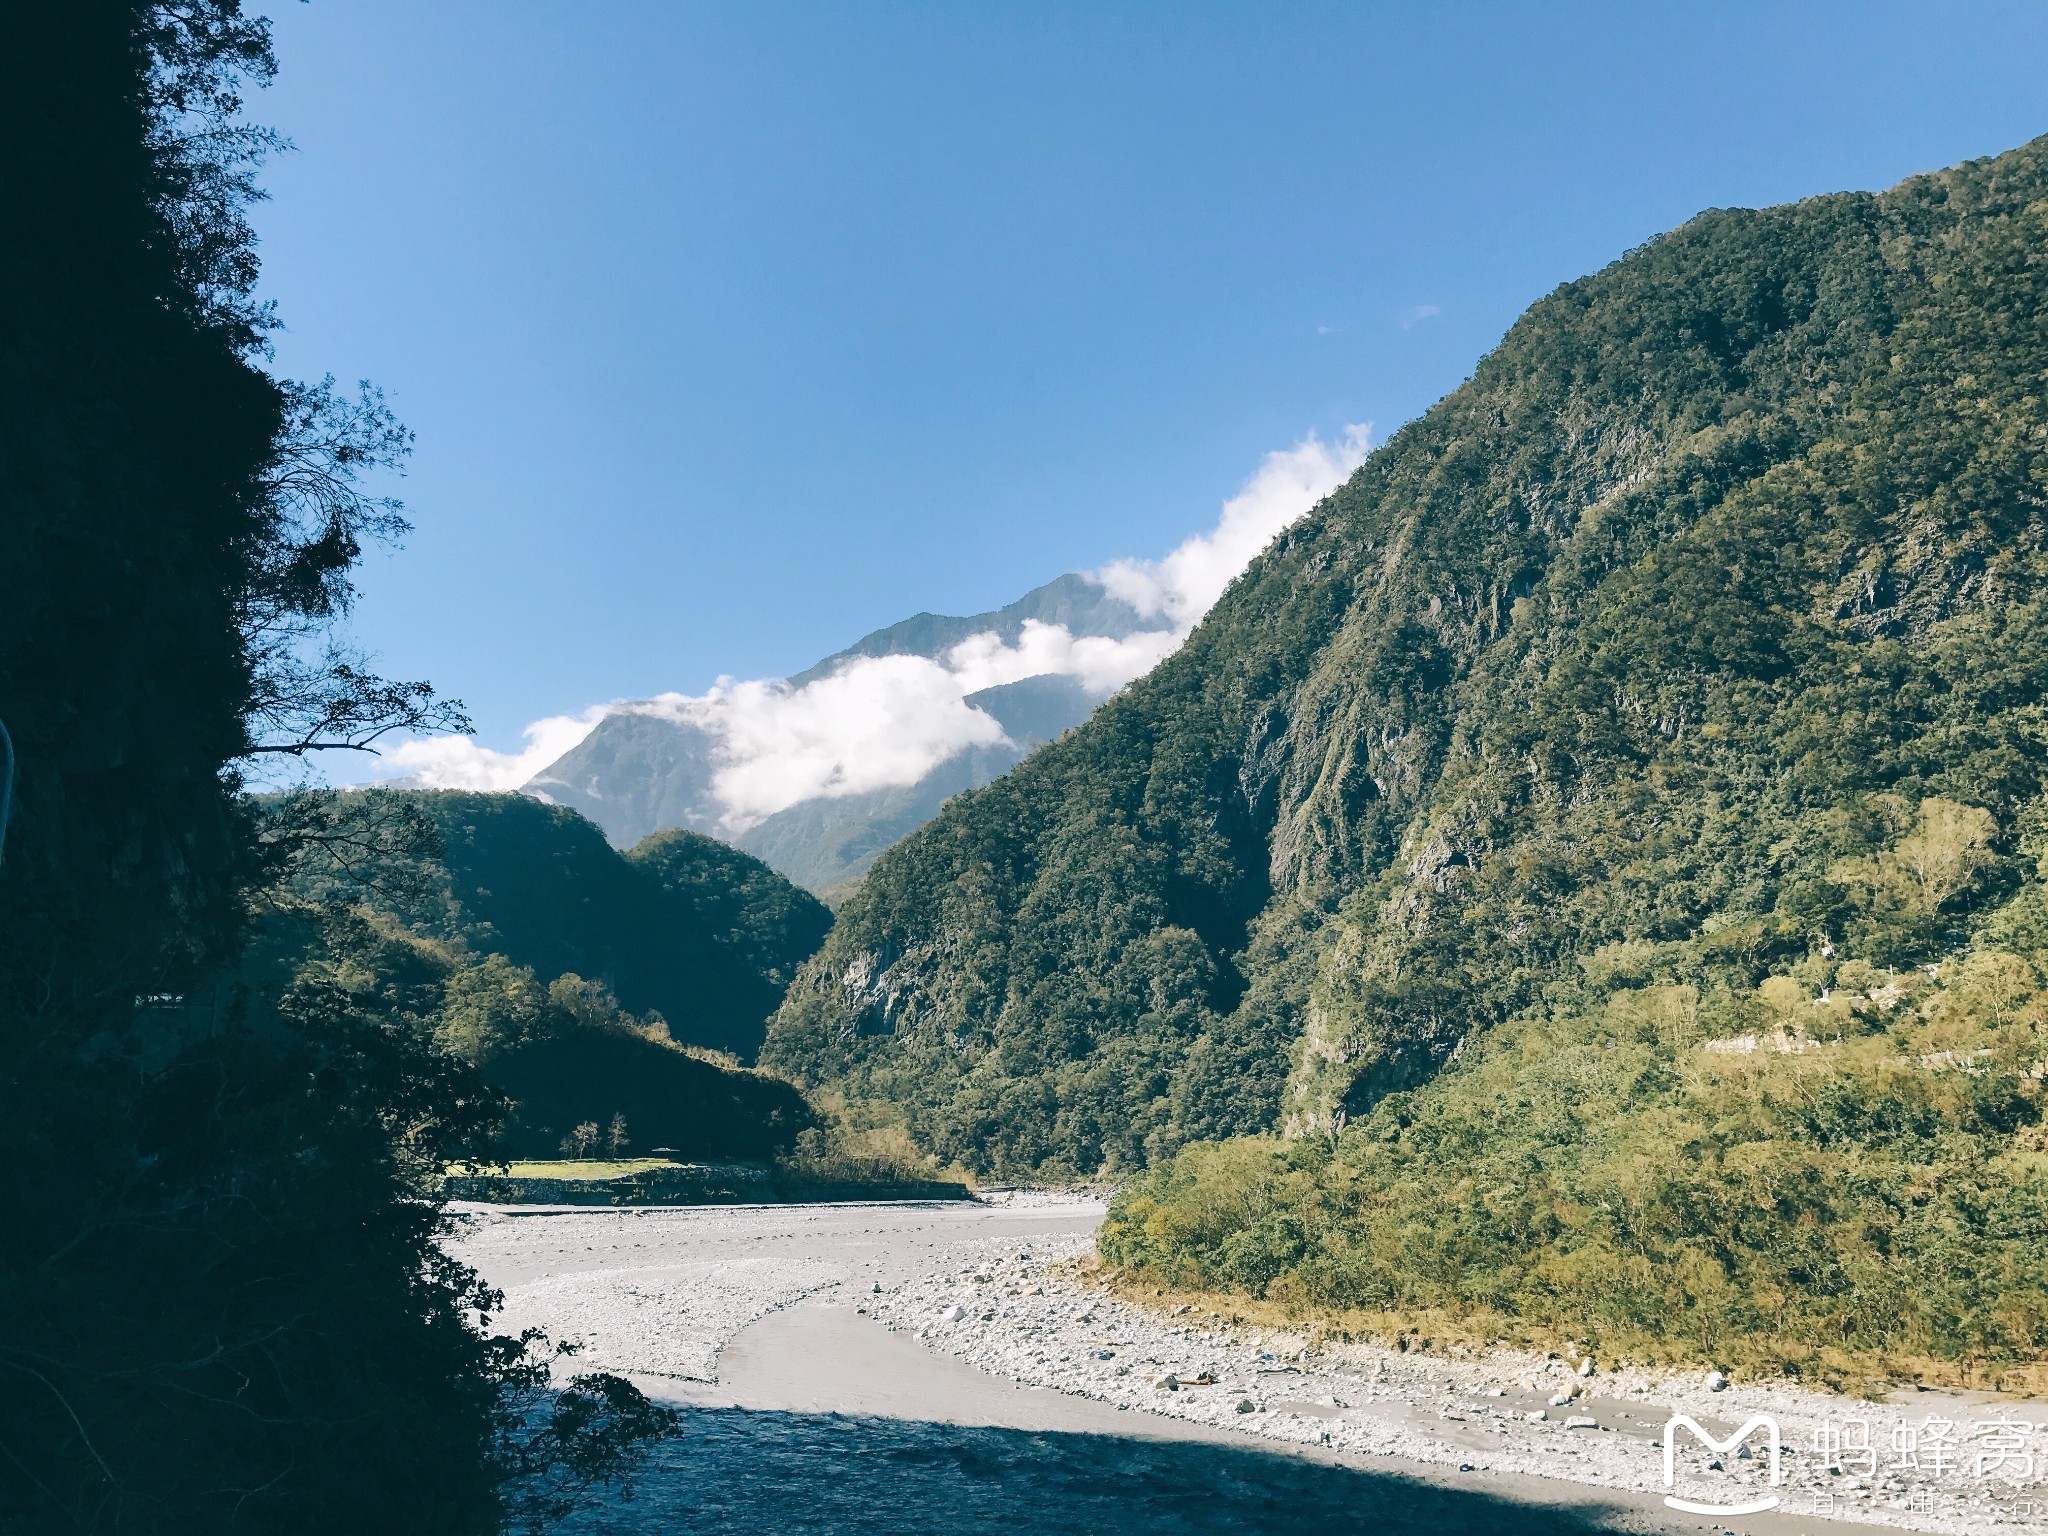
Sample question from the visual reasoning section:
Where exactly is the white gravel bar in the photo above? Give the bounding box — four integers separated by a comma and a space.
870, 1229, 2048, 1534
449, 1198, 2045, 1534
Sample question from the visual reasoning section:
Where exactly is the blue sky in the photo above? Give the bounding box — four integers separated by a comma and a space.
251, 1, 2048, 772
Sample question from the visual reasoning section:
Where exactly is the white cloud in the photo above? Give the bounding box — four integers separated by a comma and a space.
941, 619, 1182, 697
384, 424, 1372, 824
603, 621, 1187, 829
381, 705, 609, 792
1094, 423, 1370, 627
635, 659, 1009, 826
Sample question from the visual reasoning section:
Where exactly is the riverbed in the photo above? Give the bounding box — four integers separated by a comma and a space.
448, 1197, 2035, 1535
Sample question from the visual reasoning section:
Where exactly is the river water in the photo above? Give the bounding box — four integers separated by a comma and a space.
450, 1198, 1929, 1536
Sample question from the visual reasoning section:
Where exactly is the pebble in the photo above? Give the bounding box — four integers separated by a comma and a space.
451, 1203, 2034, 1536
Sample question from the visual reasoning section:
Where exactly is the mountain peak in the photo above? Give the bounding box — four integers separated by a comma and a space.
519, 571, 1143, 889
784, 573, 1148, 689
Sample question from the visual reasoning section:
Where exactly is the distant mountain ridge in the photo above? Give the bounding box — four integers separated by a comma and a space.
523, 574, 1147, 895
785, 573, 1149, 687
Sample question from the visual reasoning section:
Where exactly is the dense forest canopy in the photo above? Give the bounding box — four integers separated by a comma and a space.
0, 7, 666, 1529
276, 788, 831, 1060
762, 133, 2048, 1360
256, 789, 826, 1158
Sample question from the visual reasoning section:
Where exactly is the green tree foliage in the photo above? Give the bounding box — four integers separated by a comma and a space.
253, 789, 824, 1158
763, 126, 2048, 1222
256, 897, 813, 1163
0, 8, 666, 1528
279, 789, 831, 1060
1104, 880, 2048, 1379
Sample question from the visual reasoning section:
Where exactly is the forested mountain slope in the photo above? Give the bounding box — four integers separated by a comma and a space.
287, 789, 830, 1060
256, 790, 827, 1160
763, 136, 2048, 1183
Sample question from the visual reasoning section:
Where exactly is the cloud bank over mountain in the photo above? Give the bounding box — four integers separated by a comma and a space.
381, 424, 1370, 826
1093, 423, 1373, 627
386, 705, 611, 792
622, 620, 1187, 828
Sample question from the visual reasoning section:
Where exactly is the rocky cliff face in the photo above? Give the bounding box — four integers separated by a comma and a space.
760, 138, 2048, 1177
525, 710, 726, 845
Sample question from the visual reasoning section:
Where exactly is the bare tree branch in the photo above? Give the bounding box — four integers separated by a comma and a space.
230, 377, 472, 765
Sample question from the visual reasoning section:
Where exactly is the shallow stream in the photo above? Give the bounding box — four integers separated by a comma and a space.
450, 1199, 1950, 1535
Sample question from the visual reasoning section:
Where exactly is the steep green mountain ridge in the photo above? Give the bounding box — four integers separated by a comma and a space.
263, 790, 829, 1159
763, 137, 2048, 1197
287, 789, 830, 1060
